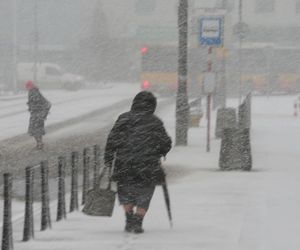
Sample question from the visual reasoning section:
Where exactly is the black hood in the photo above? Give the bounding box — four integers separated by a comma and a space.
131, 91, 157, 114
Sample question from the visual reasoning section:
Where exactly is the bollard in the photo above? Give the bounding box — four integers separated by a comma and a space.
82, 148, 90, 205
219, 128, 235, 170
93, 145, 100, 189
215, 108, 237, 139
239, 95, 251, 130
23, 167, 34, 241
238, 102, 246, 129
238, 128, 252, 171
40, 161, 51, 231
57, 157, 66, 221
70, 152, 79, 212
219, 128, 242, 170
2, 173, 13, 250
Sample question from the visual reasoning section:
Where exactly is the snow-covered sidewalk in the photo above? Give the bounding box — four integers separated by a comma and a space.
8, 95, 300, 250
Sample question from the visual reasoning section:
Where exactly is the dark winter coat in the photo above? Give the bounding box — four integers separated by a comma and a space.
27, 88, 51, 137
104, 91, 172, 186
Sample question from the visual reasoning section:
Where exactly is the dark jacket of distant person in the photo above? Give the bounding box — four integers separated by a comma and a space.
104, 91, 172, 186
26, 81, 51, 137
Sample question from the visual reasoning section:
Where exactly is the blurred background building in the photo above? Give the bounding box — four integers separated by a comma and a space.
1, 0, 300, 94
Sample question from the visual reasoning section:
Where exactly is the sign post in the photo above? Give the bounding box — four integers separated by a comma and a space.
199, 16, 223, 152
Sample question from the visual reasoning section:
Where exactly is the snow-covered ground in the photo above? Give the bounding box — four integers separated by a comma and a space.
1, 94, 298, 250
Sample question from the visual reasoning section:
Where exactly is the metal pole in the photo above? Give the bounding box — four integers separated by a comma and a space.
2, 173, 13, 250
70, 152, 79, 212
57, 157, 66, 221
93, 145, 100, 189
176, 0, 189, 146
23, 167, 34, 241
221, 48, 227, 108
40, 161, 51, 231
206, 47, 212, 152
238, 0, 243, 104
33, 0, 38, 83
82, 148, 90, 205
12, 0, 18, 92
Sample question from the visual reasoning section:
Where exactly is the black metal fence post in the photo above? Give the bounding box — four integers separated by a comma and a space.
82, 148, 90, 205
93, 145, 100, 189
57, 156, 66, 221
23, 166, 34, 241
40, 161, 51, 231
70, 152, 79, 212
2, 173, 13, 250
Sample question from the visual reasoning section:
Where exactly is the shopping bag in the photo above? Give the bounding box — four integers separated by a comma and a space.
82, 167, 116, 217
82, 188, 115, 216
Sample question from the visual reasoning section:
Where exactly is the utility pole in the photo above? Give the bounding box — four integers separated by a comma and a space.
33, 0, 39, 83
12, 0, 18, 92
219, 0, 227, 108
238, 0, 243, 104
176, 0, 189, 146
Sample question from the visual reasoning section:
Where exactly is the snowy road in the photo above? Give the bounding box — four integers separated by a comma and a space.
0, 85, 139, 178
0, 84, 139, 141
7, 95, 300, 250
0, 84, 175, 182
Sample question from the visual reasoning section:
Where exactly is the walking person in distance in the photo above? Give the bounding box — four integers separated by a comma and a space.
26, 81, 51, 150
104, 91, 172, 233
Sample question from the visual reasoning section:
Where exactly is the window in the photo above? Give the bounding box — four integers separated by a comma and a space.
255, 0, 275, 13
46, 66, 62, 76
296, 0, 300, 13
135, 0, 156, 15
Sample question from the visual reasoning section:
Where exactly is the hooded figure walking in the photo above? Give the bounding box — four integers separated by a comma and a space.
104, 91, 172, 233
26, 81, 51, 150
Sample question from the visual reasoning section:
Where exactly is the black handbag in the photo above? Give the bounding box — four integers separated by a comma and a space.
82, 167, 116, 217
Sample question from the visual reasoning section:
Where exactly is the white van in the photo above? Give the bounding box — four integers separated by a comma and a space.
17, 63, 84, 90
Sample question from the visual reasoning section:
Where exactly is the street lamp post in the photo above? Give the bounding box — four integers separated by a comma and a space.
176, 0, 189, 146
238, 0, 243, 104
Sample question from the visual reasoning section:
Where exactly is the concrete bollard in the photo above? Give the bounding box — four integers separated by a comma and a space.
215, 108, 237, 139
57, 157, 66, 221
2, 173, 13, 250
70, 152, 79, 212
23, 167, 35, 241
238, 102, 246, 129
219, 128, 243, 170
219, 128, 235, 170
238, 98, 251, 130
238, 128, 252, 171
40, 161, 51, 231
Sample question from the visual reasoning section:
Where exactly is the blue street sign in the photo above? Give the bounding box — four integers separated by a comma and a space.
199, 17, 223, 46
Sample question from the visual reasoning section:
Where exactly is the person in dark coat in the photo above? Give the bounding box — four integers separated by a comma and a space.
26, 81, 51, 150
104, 91, 172, 233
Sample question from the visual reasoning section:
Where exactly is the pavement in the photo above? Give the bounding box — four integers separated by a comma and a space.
2, 95, 300, 250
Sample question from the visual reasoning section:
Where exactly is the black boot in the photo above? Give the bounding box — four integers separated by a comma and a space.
133, 214, 144, 234
125, 211, 134, 232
